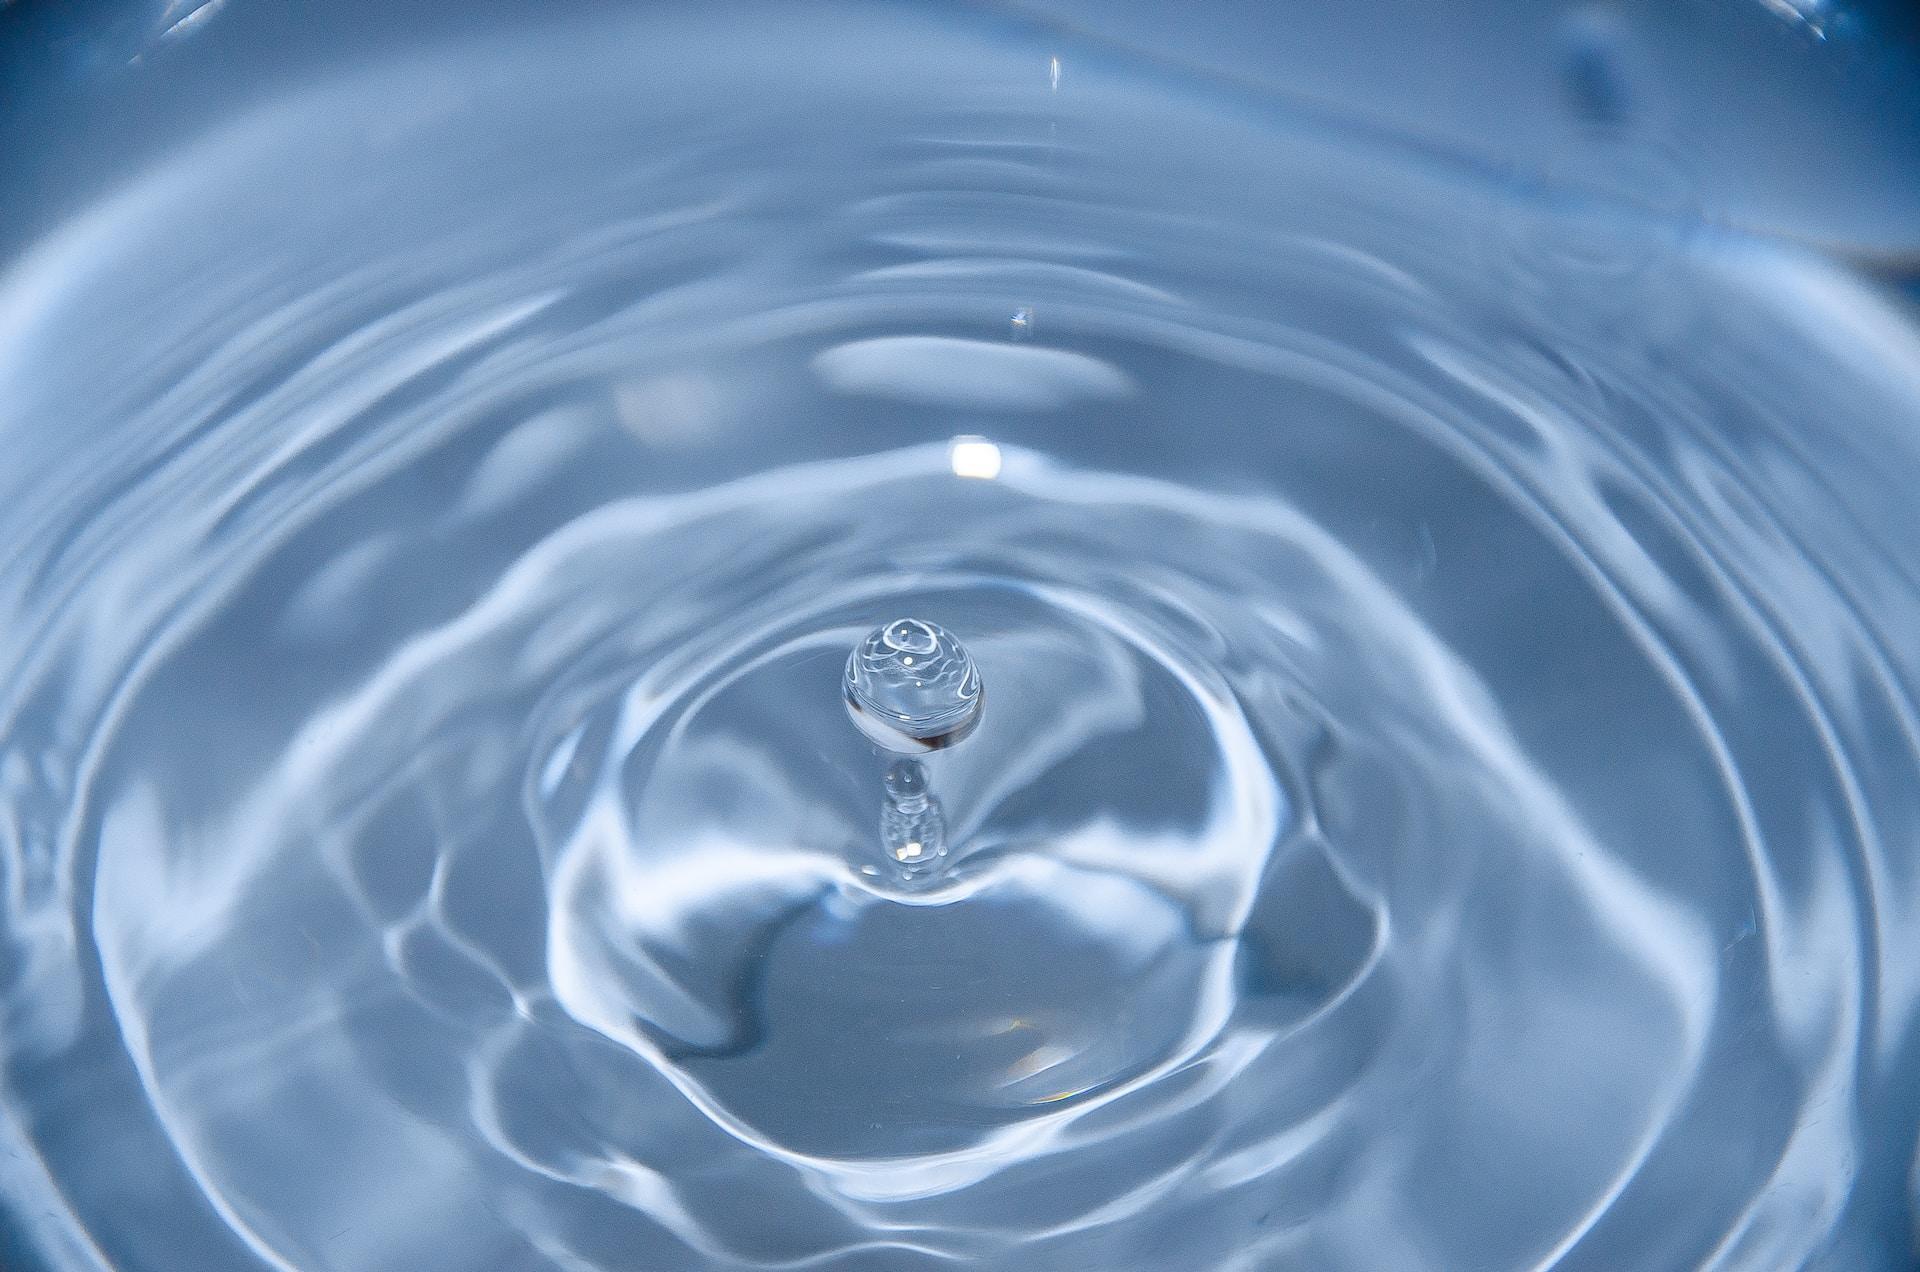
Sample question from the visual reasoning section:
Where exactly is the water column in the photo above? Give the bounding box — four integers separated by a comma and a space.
843, 618, 983, 880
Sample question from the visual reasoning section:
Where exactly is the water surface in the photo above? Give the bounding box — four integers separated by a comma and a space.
2, 5, 1919, 1269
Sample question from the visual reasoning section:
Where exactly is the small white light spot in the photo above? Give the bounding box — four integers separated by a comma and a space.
1049, 56, 1061, 92
949, 436, 1003, 480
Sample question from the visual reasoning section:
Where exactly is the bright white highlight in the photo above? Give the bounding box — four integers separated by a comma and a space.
949, 436, 1003, 480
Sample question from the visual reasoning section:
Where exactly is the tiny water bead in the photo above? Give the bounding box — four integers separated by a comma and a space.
843, 617, 984, 752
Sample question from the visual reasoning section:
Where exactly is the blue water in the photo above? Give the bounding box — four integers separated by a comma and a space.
3, 3, 1920, 1269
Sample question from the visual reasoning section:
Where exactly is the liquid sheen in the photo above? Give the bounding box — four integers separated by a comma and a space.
0, 5, 1917, 1271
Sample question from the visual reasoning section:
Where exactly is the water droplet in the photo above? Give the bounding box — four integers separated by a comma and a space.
1049, 55, 1060, 92
1010, 307, 1034, 340
844, 618, 983, 752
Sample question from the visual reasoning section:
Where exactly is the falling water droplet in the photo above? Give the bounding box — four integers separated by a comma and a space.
1010, 306, 1034, 340
844, 618, 983, 752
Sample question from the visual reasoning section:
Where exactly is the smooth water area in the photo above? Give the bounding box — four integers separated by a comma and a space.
3, 5, 1920, 1270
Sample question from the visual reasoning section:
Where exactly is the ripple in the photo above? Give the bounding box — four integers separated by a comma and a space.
812, 336, 1134, 411
2, 6, 1920, 1271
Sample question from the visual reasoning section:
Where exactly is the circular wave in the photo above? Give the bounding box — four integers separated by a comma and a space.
2, 7, 1919, 1271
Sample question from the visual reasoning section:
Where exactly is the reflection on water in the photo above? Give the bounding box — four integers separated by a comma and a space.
1, 4, 1919, 1270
